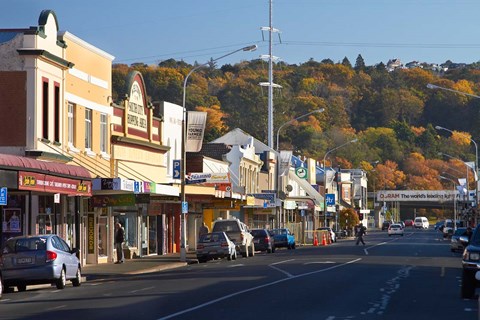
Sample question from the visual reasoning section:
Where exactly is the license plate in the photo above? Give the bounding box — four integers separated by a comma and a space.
17, 257, 33, 264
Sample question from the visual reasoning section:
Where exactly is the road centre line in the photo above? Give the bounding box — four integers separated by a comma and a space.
157, 258, 362, 320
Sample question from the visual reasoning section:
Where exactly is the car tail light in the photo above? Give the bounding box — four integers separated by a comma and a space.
265, 237, 270, 243
46, 250, 57, 262
240, 234, 244, 241
197, 244, 204, 250
221, 242, 229, 247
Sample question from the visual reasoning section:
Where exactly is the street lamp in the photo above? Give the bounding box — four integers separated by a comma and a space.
180, 44, 257, 262
322, 138, 358, 229
427, 83, 480, 99
276, 108, 325, 151
435, 126, 478, 218
439, 175, 458, 231
438, 152, 470, 202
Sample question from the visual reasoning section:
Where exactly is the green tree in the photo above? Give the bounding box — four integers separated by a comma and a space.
354, 54, 366, 71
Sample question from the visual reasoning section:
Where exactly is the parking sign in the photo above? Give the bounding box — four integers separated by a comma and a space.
0, 187, 7, 206
173, 160, 181, 179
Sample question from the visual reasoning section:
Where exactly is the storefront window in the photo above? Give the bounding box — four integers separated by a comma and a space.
116, 212, 136, 247
98, 216, 108, 256
148, 216, 157, 255
37, 196, 54, 234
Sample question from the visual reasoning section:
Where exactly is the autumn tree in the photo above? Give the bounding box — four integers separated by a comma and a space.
195, 104, 229, 142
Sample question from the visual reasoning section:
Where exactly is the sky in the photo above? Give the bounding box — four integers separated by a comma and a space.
2, 0, 480, 67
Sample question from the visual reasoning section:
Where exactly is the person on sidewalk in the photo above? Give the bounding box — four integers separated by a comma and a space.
114, 222, 125, 264
356, 223, 367, 245
199, 222, 209, 238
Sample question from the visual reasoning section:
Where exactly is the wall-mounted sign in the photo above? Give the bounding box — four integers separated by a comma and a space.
18, 172, 91, 196
87, 214, 95, 254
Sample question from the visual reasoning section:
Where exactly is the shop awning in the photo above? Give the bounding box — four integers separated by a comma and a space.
288, 170, 324, 206
0, 153, 92, 180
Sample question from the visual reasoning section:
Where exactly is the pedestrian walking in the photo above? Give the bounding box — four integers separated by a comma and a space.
199, 222, 209, 238
114, 222, 125, 264
356, 223, 367, 245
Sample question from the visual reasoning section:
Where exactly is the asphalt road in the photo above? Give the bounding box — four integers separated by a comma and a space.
0, 228, 477, 320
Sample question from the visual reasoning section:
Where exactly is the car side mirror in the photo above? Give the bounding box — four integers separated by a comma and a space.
459, 236, 470, 246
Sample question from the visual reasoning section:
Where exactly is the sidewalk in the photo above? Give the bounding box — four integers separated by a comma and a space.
82, 252, 198, 281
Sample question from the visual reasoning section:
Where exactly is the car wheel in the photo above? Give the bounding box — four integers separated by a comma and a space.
292, 243, 296, 249
272, 246, 275, 253
72, 268, 82, 287
56, 268, 66, 289
17, 284, 26, 292
461, 269, 476, 299
198, 257, 207, 263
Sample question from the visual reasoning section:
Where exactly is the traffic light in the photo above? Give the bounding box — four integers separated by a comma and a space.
359, 213, 364, 220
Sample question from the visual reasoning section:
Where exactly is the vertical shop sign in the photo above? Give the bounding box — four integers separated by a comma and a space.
88, 214, 95, 254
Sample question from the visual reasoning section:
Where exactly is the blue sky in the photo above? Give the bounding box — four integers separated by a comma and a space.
2, 0, 480, 67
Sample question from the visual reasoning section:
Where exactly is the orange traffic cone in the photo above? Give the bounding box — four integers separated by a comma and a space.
313, 234, 318, 246
322, 233, 327, 246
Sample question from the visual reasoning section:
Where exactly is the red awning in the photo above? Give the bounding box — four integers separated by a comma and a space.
0, 154, 92, 180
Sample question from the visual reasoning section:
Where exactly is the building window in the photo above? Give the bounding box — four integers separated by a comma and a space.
85, 109, 92, 150
68, 103, 75, 146
42, 78, 49, 140
54, 83, 60, 143
100, 113, 107, 153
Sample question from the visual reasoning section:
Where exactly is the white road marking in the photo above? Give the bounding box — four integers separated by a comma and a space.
45, 305, 67, 311
227, 264, 245, 268
304, 261, 335, 265
130, 286, 155, 294
157, 258, 361, 320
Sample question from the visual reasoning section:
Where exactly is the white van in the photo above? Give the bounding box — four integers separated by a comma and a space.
414, 217, 429, 229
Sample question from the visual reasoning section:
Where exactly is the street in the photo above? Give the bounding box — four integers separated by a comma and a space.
0, 228, 476, 320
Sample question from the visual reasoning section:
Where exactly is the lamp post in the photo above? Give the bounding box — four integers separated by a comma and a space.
435, 125, 478, 221
440, 175, 458, 231
323, 138, 358, 229
180, 45, 257, 262
438, 152, 470, 203
276, 108, 324, 151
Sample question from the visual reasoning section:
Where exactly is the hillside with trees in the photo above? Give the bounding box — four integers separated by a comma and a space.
112, 55, 480, 193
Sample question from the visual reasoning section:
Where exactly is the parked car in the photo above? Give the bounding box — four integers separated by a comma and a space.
270, 228, 296, 249
434, 220, 445, 230
316, 227, 336, 243
211, 218, 255, 257
196, 232, 237, 263
404, 219, 414, 227
442, 219, 454, 238
0, 235, 81, 292
382, 221, 392, 231
388, 223, 404, 236
451, 228, 467, 252
460, 225, 480, 298
250, 229, 275, 253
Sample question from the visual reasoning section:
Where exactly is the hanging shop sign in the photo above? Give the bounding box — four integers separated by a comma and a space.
18, 171, 91, 196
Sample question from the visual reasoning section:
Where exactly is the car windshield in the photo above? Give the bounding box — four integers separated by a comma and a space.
3, 237, 47, 254
250, 230, 266, 237
454, 228, 466, 236
212, 221, 240, 232
272, 229, 287, 235
446, 221, 453, 228
199, 233, 225, 243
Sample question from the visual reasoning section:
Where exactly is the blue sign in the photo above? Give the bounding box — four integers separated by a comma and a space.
173, 160, 181, 179
182, 201, 188, 214
326, 193, 335, 206
0, 187, 7, 206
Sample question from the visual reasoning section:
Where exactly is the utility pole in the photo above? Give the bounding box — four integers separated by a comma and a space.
260, 0, 282, 148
